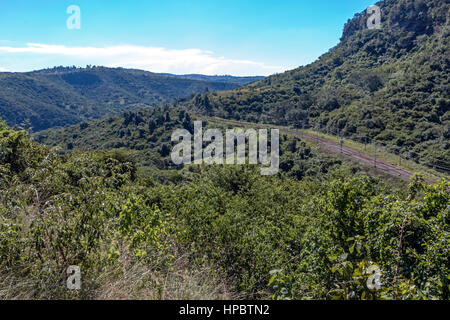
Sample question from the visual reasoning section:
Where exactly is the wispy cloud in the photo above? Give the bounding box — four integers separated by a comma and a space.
0, 43, 288, 76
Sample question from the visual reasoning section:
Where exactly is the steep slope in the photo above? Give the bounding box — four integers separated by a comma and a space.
0, 66, 252, 131
188, 0, 450, 172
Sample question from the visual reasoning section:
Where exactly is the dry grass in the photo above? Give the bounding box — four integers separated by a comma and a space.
95, 257, 238, 300
0, 272, 37, 300
96, 267, 235, 300
0, 254, 239, 300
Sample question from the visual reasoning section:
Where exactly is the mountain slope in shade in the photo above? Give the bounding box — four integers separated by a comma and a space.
187, 0, 449, 172
0, 66, 257, 131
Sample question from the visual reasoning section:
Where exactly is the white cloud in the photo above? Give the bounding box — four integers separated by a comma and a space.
0, 43, 288, 76
0, 67, 9, 72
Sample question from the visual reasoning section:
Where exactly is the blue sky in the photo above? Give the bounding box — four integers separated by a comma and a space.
0, 0, 376, 75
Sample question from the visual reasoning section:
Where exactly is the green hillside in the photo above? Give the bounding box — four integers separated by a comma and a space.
1, 117, 449, 300
187, 0, 450, 173
0, 66, 252, 132
35, 107, 357, 185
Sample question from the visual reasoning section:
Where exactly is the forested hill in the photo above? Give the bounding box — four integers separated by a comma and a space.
0, 66, 258, 132
158, 73, 265, 86
187, 0, 450, 172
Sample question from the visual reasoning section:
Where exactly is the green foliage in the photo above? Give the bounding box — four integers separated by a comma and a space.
34, 107, 189, 172
1, 120, 449, 299
186, 0, 450, 173
267, 174, 449, 300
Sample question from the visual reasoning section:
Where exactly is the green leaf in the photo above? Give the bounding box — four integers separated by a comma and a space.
349, 244, 355, 254
268, 274, 277, 286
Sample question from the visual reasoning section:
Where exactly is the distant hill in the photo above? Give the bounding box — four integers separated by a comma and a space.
158, 73, 265, 86
187, 0, 449, 172
0, 66, 257, 131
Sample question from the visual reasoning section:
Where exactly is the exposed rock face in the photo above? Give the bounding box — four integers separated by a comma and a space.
342, 0, 448, 43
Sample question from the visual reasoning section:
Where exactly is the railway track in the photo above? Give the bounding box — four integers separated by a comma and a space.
283, 128, 415, 182
209, 118, 438, 184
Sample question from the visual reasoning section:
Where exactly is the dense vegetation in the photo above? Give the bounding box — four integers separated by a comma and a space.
1, 0, 449, 301
34, 107, 346, 184
0, 66, 259, 131
1, 119, 448, 299
186, 0, 450, 173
